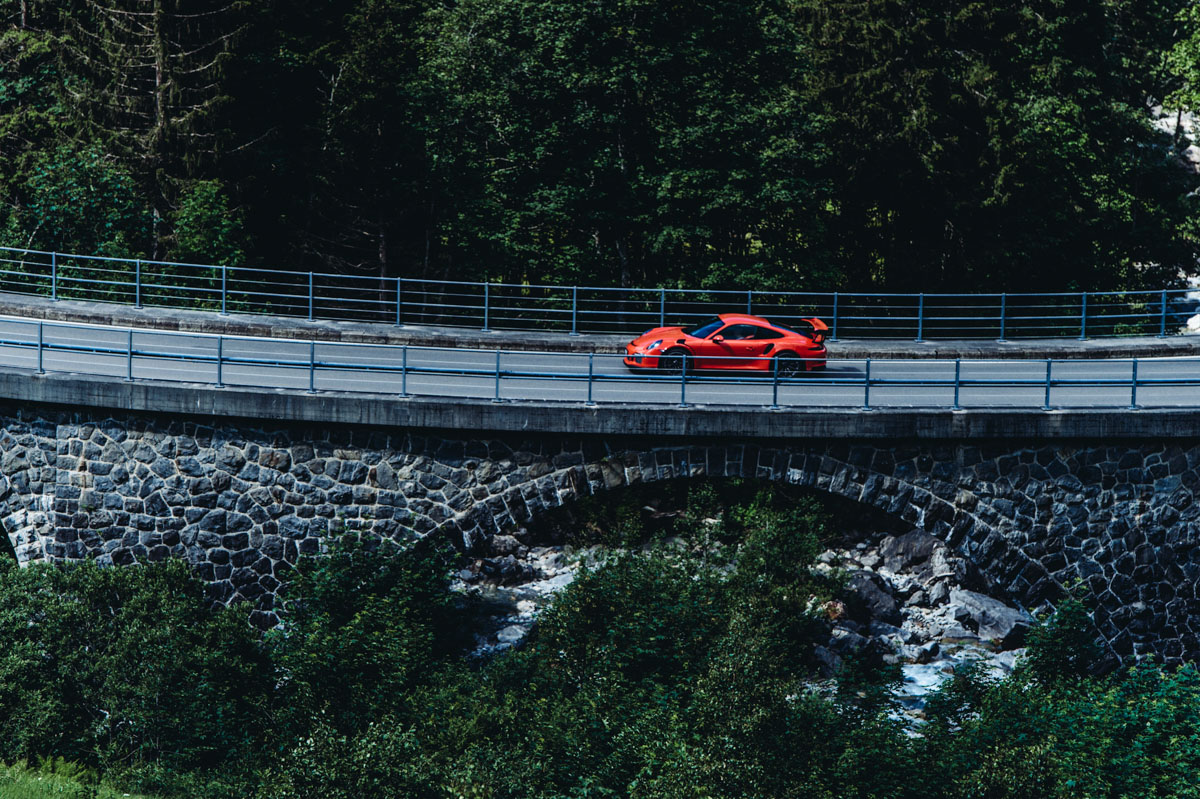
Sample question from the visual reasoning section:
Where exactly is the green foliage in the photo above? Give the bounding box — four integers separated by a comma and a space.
256, 720, 437, 799
1168, 4, 1200, 112
1023, 594, 1106, 684
269, 484, 859, 799
0, 0, 1192, 288
0, 559, 269, 786
919, 657, 1200, 799
797, 0, 1192, 292
9, 145, 151, 257
0, 757, 156, 799
267, 535, 468, 736
57, 0, 251, 246
428, 0, 833, 288
9, 487, 1200, 799
171, 180, 246, 267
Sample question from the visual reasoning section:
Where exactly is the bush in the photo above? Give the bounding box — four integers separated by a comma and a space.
267, 536, 468, 737
0, 559, 269, 785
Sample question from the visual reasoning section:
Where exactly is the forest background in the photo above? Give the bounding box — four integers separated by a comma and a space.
4, 0, 1200, 294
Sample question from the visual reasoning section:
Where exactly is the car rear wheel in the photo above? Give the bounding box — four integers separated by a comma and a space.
775, 352, 805, 377
659, 348, 690, 375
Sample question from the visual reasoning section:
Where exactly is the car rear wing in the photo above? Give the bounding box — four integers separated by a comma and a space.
798, 317, 829, 344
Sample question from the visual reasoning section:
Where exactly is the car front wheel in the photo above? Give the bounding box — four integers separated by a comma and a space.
658, 348, 690, 375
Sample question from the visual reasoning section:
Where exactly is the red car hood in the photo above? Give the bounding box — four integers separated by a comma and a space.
629, 327, 688, 347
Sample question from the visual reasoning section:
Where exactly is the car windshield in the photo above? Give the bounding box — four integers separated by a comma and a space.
683, 318, 725, 338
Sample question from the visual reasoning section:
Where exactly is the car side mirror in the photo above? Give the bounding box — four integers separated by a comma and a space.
711, 335, 724, 343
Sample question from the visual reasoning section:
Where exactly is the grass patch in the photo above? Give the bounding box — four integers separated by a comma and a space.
0, 760, 154, 799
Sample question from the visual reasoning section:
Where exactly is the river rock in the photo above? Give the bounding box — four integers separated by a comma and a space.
948, 588, 1032, 647
845, 570, 901, 626
814, 644, 843, 677
927, 580, 951, 605
490, 534, 521, 555
880, 530, 941, 573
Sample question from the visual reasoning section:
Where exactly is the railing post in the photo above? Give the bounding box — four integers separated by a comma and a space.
135, 259, 142, 309
862, 358, 872, 410
570, 286, 579, 336
915, 294, 925, 342
492, 349, 502, 402
770, 355, 780, 410
586, 352, 596, 406
831, 292, 839, 342
126, 329, 134, 382
746, 290, 753, 315
395, 277, 404, 327
1159, 289, 1168, 338
482, 283, 491, 332
220, 266, 228, 315
50, 252, 57, 302
308, 340, 316, 393
36, 321, 44, 374
952, 359, 961, 410
659, 288, 666, 328
400, 345, 409, 397
1043, 359, 1053, 410
1078, 293, 1088, 340
1129, 358, 1140, 410
215, 336, 224, 388
678, 357, 689, 408
998, 293, 1007, 342
307, 272, 314, 321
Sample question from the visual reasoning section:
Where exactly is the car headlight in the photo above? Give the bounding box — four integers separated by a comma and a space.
644, 339, 663, 352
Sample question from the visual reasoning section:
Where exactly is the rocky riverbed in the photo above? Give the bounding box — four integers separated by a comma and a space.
453, 524, 1034, 719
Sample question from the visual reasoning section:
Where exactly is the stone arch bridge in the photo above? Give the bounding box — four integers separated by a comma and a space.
1, 372, 1199, 663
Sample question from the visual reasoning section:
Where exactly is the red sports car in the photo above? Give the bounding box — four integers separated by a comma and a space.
624, 313, 829, 375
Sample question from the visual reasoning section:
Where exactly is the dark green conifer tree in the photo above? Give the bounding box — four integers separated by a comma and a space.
57, 0, 249, 255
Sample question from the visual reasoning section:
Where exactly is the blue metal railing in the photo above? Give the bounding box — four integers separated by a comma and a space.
6, 317, 1200, 410
0, 246, 1194, 339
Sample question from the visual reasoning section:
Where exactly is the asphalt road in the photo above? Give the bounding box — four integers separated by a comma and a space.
0, 316, 1197, 410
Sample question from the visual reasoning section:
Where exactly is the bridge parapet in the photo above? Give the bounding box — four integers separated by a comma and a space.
0, 244, 1196, 340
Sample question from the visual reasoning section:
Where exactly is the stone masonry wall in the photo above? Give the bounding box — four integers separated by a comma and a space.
1, 404, 1199, 661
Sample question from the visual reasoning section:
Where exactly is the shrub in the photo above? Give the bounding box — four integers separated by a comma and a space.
0, 559, 270, 783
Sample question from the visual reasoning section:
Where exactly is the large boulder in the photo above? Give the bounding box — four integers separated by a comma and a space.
948, 588, 1033, 648
844, 570, 901, 626
880, 531, 989, 592
879, 530, 941, 573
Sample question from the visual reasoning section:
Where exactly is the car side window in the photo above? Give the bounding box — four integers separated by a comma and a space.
751, 326, 784, 340
717, 324, 757, 340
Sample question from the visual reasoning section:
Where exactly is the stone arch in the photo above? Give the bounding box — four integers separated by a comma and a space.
443, 442, 1063, 622
17, 408, 1200, 661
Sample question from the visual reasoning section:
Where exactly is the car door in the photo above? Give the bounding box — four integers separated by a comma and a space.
741, 325, 784, 369
706, 323, 759, 367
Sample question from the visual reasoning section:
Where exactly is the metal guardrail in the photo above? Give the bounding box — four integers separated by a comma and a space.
0, 246, 1195, 340
7, 318, 1200, 410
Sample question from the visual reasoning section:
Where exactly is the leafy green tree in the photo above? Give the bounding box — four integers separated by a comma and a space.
798, 0, 1192, 292
429, 0, 833, 289
267, 536, 467, 738
12, 144, 152, 256
171, 178, 245, 265
0, 559, 269, 785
